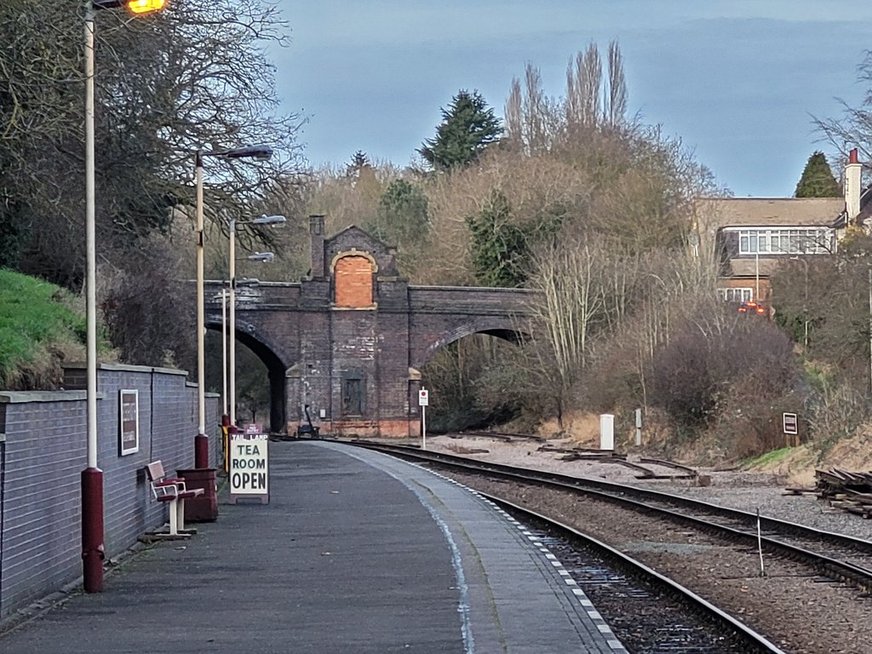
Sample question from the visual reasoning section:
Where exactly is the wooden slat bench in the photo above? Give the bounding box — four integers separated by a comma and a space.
145, 461, 204, 537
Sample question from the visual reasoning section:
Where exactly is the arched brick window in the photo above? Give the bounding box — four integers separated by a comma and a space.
334, 255, 374, 307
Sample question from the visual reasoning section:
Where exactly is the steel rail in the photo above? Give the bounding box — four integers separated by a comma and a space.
481, 491, 788, 654
343, 440, 872, 592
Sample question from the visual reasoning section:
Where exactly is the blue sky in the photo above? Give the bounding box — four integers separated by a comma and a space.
269, 1, 872, 197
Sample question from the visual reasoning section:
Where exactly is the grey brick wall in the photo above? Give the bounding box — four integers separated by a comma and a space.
0, 364, 219, 620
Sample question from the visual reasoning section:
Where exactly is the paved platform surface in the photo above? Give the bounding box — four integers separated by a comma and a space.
0, 441, 625, 653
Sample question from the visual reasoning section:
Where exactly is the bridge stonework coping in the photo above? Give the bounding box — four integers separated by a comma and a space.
204, 224, 537, 437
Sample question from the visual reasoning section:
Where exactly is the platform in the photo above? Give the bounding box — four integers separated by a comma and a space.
0, 440, 626, 653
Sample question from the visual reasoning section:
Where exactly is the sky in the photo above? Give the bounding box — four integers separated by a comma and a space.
267, 1, 872, 197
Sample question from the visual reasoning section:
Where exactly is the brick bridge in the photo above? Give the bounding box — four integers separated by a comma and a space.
204, 215, 537, 437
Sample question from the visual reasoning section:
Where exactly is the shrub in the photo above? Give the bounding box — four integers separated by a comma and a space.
649, 314, 799, 437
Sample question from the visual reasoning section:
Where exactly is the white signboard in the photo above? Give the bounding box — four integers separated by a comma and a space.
118, 389, 139, 456
418, 389, 429, 406
229, 433, 269, 504
782, 412, 798, 436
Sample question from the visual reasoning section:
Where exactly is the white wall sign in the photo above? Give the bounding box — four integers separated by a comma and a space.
119, 389, 139, 456
229, 433, 269, 504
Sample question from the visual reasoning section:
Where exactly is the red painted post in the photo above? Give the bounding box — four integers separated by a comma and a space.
81, 467, 104, 592
195, 433, 209, 468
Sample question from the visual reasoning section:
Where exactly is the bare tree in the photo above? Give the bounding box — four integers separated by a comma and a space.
1, 0, 307, 371
1, 0, 305, 289
524, 65, 551, 152
813, 50, 872, 161
504, 78, 524, 148
524, 239, 608, 429
509, 42, 629, 155
579, 44, 602, 127
605, 40, 628, 126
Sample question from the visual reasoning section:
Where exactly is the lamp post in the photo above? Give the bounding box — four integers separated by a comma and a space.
228, 215, 285, 426
212, 286, 229, 419
212, 252, 274, 424
82, 0, 166, 595
788, 256, 810, 349
193, 145, 272, 469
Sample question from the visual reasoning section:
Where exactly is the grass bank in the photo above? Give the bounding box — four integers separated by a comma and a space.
0, 269, 87, 389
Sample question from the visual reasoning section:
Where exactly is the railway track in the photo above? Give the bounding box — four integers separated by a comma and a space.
336, 440, 787, 652
477, 491, 786, 653
344, 440, 872, 594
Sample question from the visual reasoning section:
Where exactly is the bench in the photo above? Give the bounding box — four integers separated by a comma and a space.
145, 461, 204, 537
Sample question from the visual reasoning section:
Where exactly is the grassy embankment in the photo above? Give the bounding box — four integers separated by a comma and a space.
0, 269, 87, 390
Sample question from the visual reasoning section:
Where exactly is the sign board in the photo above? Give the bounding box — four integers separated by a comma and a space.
229, 432, 269, 504
782, 412, 798, 436
118, 390, 139, 456
418, 389, 429, 407
243, 423, 263, 435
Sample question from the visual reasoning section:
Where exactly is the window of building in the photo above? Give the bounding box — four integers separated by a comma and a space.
717, 287, 754, 303
342, 378, 363, 416
737, 227, 832, 255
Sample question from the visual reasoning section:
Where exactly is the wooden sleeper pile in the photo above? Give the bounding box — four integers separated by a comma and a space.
813, 468, 872, 518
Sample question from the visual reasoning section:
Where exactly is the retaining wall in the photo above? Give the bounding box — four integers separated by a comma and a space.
0, 363, 220, 620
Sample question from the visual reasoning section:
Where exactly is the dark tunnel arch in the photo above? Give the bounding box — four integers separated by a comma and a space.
205, 318, 288, 433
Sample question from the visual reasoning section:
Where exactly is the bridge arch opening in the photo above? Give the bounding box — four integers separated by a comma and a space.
205, 321, 287, 433
414, 320, 528, 371
417, 323, 529, 433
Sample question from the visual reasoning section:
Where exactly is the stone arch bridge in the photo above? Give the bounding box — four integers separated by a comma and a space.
204, 216, 537, 437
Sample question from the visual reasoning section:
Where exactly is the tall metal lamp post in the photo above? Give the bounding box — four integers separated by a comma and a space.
228, 215, 286, 427
194, 145, 272, 468
212, 251, 275, 427
82, 0, 166, 594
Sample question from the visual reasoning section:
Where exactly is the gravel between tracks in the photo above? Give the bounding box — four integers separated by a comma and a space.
427, 435, 872, 654
427, 435, 872, 541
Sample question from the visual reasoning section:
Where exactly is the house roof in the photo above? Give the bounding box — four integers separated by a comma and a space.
697, 197, 845, 234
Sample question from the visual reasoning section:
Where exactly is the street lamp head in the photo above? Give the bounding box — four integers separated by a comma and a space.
247, 252, 275, 263
93, 0, 167, 14
252, 214, 286, 226
125, 0, 166, 13
210, 144, 274, 161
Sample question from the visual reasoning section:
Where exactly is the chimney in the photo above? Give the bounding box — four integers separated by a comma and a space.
309, 214, 325, 279
845, 148, 862, 223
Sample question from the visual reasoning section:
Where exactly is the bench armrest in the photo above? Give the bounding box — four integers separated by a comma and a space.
151, 479, 185, 487
151, 480, 189, 499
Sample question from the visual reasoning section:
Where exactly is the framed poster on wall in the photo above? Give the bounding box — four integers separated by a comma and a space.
119, 389, 139, 456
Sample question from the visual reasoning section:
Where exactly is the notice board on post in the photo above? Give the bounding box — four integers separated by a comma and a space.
229, 431, 269, 504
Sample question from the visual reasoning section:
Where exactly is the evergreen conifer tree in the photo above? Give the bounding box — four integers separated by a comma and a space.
465, 190, 528, 287
794, 151, 841, 197
419, 90, 503, 170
